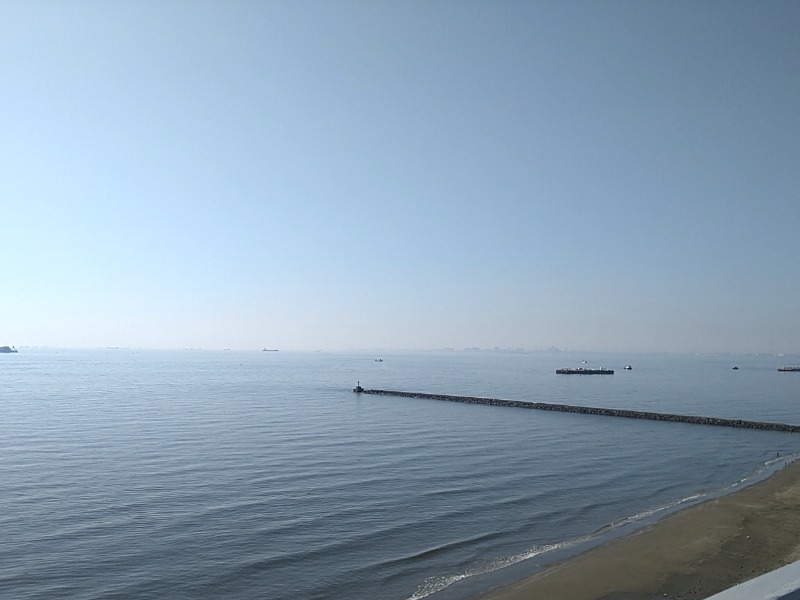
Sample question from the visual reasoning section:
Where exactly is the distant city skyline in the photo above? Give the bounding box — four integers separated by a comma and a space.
3, 2, 799, 354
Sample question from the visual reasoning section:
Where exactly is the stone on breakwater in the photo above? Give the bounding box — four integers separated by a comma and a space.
360, 389, 800, 433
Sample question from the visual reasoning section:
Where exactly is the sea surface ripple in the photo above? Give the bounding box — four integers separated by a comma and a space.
0, 349, 798, 600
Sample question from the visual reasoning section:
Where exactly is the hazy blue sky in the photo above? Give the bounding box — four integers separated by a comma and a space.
3, 1, 799, 353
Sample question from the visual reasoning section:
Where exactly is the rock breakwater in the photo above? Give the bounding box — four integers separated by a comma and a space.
359, 389, 800, 433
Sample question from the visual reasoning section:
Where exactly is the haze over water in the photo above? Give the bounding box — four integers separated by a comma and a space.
2, 349, 798, 600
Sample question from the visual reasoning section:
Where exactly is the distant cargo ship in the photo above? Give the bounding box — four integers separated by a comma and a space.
556, 367, 614, 375
0, 346, 18, 353
778, 367, 800, 372
262, 348, 279, 352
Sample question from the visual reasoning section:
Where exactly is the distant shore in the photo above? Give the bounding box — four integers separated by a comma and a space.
477, 459, 800, 600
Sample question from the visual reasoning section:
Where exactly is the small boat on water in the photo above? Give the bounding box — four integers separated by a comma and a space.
556, 367, 614, 375
624, 365, 632, 370
375, 358, 383, 362
0, 346, 17, 353
778, 367, 800, 372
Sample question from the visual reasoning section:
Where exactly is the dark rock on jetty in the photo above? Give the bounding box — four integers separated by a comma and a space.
556, 367, 614, 374
359, 389, 800, 433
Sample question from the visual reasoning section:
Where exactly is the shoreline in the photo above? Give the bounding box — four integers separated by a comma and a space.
475, 459, 800, 600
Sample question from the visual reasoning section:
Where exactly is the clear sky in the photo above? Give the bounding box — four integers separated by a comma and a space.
2, 1, 799, 353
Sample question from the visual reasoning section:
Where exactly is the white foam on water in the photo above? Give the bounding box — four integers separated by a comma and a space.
404, 537, 592, 600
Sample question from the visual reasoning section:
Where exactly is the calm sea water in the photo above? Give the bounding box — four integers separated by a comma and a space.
1, 349, 799, 600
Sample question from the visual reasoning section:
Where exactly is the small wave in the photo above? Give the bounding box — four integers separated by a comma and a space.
404, 457, 800, 600
599, 504, 669, 532
698, 453, 800, 500
403, 537, 591, 600
404, 489, 719, 600
764, 452, 800, 470
376, 531, 505, 570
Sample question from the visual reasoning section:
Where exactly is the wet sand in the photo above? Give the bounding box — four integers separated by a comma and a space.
479, 460, 800, 600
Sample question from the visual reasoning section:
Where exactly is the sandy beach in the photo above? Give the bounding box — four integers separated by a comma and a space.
478, 459, 800, 600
